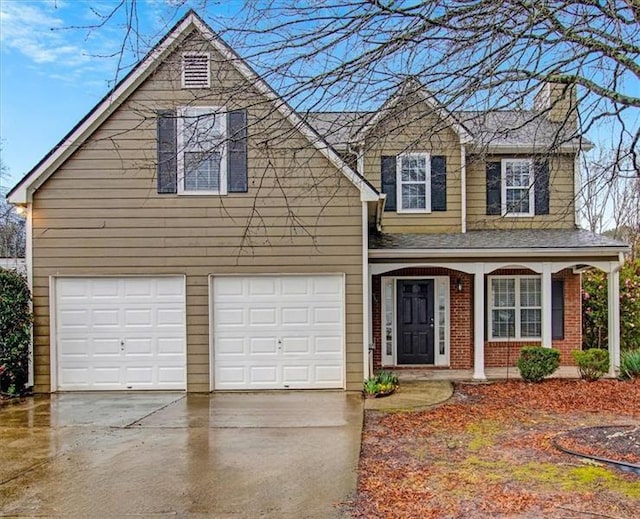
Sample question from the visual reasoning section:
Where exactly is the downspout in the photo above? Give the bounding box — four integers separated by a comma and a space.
461, 143, 467, 233
574, 151, 581, 227
376, 194, 386, 232
361, 201, 372, 381
357, 145, 374, 380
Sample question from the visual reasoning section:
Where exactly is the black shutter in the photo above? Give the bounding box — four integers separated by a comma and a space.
157, 110, 177, 194
486, 161, 501, 215
534, 160, 550, 215
381, 156, 397, 211
431, 155, 447, 211
552, 279, 564, 340
227, 109, 248, 192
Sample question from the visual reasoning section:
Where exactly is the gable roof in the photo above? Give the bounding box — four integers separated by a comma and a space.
8, 10, 378, 204
351, 79, 474, 145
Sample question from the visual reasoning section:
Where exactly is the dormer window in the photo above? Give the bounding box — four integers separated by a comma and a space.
396, 153, 431, 213
502, 159, 534, 216
181, 53, 210, 89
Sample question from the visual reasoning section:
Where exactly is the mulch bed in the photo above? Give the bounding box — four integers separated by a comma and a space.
349, 379, 640, 518
555, 425, 640, 465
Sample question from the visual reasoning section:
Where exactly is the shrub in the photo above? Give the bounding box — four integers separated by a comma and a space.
363, 370, 399, 396
572, 348, 609, 381
0, 268, 32, 395
582, 259, 640, 352
517, 346, 560, 383
619, 349, 640, 380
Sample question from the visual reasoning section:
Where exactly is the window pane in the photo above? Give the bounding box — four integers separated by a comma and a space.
505, 161, 531, 187
184, 151, 221, 191
520, 278, 541, 307
492, 309, 515, 338
401, 156, 426, 182
521, 308, 541, 337
401, 184, 426, 209
506, 188, 530, 213
492, 278, 515, 307
183, 112, 223, 149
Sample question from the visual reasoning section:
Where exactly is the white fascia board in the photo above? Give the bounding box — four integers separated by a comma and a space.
369, 247, 629, 259
9, 12, 378, 205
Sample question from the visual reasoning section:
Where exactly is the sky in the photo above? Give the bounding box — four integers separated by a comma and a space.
1, 0, 638, 196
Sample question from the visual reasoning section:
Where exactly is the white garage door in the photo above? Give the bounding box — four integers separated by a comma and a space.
213, 275, 345, 390
55, 277, 186, 391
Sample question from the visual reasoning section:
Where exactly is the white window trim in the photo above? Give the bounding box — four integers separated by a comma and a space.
181, 52, 211, 89
396, 152, 431, 214
381, 276, 449, 367
488, 275, 542, 341
501, 158, 534, 217
176, 106, 228, 196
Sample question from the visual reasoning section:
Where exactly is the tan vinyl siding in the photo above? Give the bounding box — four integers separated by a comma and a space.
362, 97, 463, 234
466, 154, 576, 229
31, 30, 364, 392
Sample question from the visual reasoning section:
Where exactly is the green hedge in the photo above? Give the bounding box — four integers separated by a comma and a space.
517, 346, 560, 383
0, 268, 32, 394
572, 348, 609, 381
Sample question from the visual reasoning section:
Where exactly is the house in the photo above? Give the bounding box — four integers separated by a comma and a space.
7, 11, 628, 393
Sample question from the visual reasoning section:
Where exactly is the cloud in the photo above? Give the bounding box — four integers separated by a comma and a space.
0, 2, 90, 65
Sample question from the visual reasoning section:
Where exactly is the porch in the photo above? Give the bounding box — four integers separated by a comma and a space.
366, 229, 629, 380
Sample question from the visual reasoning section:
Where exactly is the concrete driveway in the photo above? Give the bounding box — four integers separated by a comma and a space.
0, 391, 363, 518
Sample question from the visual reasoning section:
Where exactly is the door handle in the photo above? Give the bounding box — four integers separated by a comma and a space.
120, 339, 125, 351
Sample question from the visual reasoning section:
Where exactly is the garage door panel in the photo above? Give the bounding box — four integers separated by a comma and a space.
314, 307, 341, 325
250, 337, 278, 355
250, 308, 277, 325
213, 275, 344, 390
282, 365, 310, 383
281, 337, 310, 354
281, 307, 309, 325
92, 338, 121, 356
249, 278, 277, 296
55, 277, 186, 391
216, 337, 245, 355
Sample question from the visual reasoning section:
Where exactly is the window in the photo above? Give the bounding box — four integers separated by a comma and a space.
502, 159, 534, 216
396, 153, 431, 213
177, 106, 227, 194
489, 276, 541, 340
182, 53, 210, 89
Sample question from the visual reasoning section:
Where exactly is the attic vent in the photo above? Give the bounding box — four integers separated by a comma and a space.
182, 53, 210, 89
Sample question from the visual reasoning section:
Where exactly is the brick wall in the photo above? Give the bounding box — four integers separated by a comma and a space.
371, 267, 581, 370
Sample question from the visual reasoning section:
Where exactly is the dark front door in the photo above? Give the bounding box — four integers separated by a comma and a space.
397, 280, 435, 364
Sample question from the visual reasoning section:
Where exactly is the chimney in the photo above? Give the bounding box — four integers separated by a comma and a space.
534, 82, 578, 128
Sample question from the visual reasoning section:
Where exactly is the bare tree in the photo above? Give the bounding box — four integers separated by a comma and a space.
59, 2, 639, 166
28, 0, 639, 240
0, 144, 25, 258
580, 147, 640, 256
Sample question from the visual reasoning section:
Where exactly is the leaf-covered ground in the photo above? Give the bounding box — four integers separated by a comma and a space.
351, 379, 640, 518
